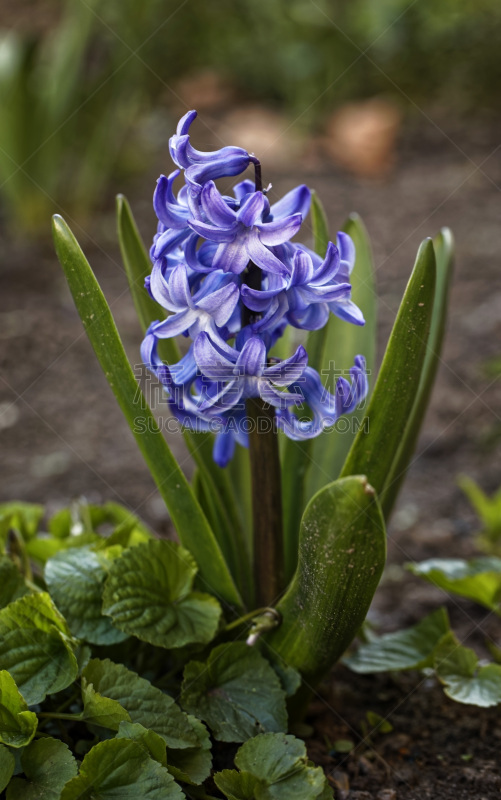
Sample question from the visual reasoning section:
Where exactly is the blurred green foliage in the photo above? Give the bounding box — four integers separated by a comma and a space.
1, 0, 500, 231
459, 476, 501, 557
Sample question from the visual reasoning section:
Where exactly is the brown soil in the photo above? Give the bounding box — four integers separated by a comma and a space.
1, 119, 500, 798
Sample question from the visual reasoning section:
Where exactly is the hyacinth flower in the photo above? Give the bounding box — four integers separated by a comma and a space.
54, 105, 452, 719
241, 241, 354, 332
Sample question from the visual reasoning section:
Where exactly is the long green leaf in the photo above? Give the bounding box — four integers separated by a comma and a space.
267, 476, 386, 714
52, 214, 242, 610
280, 193, 330, 582
307, 213, 377, 497
187, 434, 253, 607
340, 238, 437, 501
116, 194, 180, 365
116, 196, 252, 600
281, 211, 377, 583
381, 228, 454, 517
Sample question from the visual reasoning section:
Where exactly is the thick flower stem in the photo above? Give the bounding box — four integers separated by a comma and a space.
246, 396, 284, 606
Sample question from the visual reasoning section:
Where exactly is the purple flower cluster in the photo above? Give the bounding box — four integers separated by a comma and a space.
142, 111, 368, 466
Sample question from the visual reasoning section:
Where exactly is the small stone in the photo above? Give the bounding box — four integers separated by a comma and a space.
377, 790, 397, 800
323, 98, 401, 178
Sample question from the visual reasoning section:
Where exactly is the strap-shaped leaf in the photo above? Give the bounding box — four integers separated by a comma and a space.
281, 212, 377, 582
116, 194, 179, 365
117, 198, 250, 601
52, 215, 242, 610
308, 214, 377, 493
267, 476, 386, 702
187, 433, 252, 606
381, 228, 454, 516
340, 238, 436, 500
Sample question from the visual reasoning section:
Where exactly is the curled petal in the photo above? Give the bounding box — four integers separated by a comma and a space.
176, 109, 198, 137
201, 181, 237, 227
257, 213, 302, 246
246, 235, 288, 277
199, 380, 244, 415
151, 309, 198, 338
213, 429, 236, 468
259, 382, 300, 409
213, 238, 251, 274
196, 282, 240, 328
252, 293, 289, 333
149, 258, 175, 310
269, 185, 311, 221
290, 249, 314, 286
241, 284, 282, 313
236, 336, 267, 377
287, 303, 329, 331
233, 179, 255, 201
263, 344, 308, 386
188, 218, 237, 243
168, 263, 193, 308
309, 242, 341, 286
329, 298, 365, 326
337, 231, 356, 275
153, 172, 188, 229
237, 192, 267, 227
151, 227, 190, 260
185, 156, 251, 192
194, 332, 236, 380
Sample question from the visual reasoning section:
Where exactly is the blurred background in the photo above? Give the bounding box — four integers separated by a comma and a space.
0, 0, 500, 570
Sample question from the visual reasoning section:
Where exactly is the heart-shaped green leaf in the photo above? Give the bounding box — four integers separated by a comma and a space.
60, 739, 184, 799
0, 671, 37, 748
166, 715, 212, 786
0, 558, 27, 609
116, 722, 167, 767
6, 738, 77, 799
81, 680, 131, 731
181, 642, 288, 743
82, 659, 202, 749
215, 733, 332, 800
408, 557, 501, 612
102, 539, 222, 648
0, 744, 15, 792
0, 594, 78, 705
345, 607, 450, 673
45, 546, 128, 645
434, 632, 501, 707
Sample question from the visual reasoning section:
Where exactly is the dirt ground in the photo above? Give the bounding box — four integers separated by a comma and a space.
1, 118, 500, 798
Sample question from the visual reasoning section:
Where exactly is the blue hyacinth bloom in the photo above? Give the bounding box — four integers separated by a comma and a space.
141, 110, 369, 465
